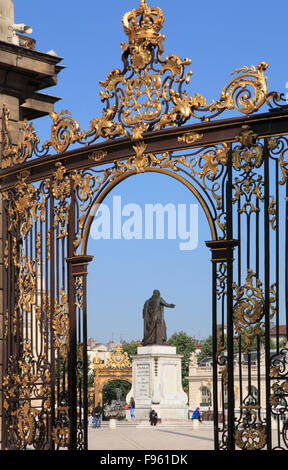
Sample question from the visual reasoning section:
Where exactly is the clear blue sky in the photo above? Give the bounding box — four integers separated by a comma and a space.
14, 0, 288, 344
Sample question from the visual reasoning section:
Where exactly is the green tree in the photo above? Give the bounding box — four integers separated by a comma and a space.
121, 340, 140, 360
168, 331, 196, 390
197, 330, 277, 365
197, 336, 213, 364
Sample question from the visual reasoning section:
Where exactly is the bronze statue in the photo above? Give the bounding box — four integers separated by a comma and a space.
142, 290, 175, 346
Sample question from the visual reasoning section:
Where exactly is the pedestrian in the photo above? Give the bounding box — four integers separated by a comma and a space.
149, 409, 158, 426
129, 397, 136, 420
92, 402, 103, 428
192, 407, 202, 422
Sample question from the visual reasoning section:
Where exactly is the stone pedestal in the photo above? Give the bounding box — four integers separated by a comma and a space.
126, 345, 188, 421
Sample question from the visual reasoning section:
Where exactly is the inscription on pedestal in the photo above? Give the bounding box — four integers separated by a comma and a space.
137, 363, 150, 398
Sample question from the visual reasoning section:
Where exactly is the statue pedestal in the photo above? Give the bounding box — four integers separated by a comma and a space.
127, 345, 188, 421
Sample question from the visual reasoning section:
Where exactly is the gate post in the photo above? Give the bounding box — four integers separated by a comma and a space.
66, 255, 93, 450
206, 239, 238, 450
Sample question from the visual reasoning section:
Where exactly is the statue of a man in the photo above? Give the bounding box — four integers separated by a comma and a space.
142, 290, 175, 346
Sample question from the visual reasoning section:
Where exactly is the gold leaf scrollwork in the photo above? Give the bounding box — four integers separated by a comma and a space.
103, 344, 132, 370
88, 150, 108, 162
2, 170, 48, 237
1, 3, 282, 168
52, 406, 70, 448
52, 288, 69, 362
267, 136, 288, 185
235, 420, 267, 450
233, 269, 276, 352
233, 126, 263, 172
52, 163, 70, 239
19, 255, 36, 312
52, 162, 71, 202
2, 342, 51, 450
177, 132, 204, 145
268, 196, 277, 231
214, 62, 269, 116
48, 110, 83, 153
232, 126, 264, 215
269, 348, 288, 421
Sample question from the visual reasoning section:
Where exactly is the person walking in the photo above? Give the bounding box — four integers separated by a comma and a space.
192, 407, 202, 422
93, 402, 103, 428
129, 397, 136, 421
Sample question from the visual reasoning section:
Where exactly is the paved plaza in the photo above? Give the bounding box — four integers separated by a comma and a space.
88, 421, 214, 451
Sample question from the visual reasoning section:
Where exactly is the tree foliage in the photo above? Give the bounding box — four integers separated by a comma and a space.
121, 340, 139, 359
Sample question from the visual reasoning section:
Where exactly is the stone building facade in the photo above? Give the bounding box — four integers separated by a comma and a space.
187, 347, 285, 427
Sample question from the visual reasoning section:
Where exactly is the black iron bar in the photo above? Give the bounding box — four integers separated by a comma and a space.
264, 138, 272, 449
226, 146, 235, 450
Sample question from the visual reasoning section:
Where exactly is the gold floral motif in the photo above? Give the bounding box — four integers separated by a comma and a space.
233, 174, 264, 215
95, 344, 132, 370
52, 162, 70, 202
233, 269, 276, 352
279, 147, 288, 185
267, 136, 288, 185
52, 162, 70, 238
132, 141, 150, 172
19, 255, 36, 312
131, 122, 150, 141
52, 288, 69, 362
1, 104, 47, 168
232, 126, 265, 215
75, 276, 83, 311
177, 132, 204, 145
268, 196, 277, 231
52, 406, 70, 448
269, 348, 288, 419
2, 170, 47, 236
13, 400, 39, 448
235, 421, 266, 450
2, 342, 51, 449
88, 150, 108, 162
122, 70, 163, 124
233, 126, 263, 172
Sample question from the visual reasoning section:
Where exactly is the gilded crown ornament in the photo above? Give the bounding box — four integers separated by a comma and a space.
122, 0, 164, 45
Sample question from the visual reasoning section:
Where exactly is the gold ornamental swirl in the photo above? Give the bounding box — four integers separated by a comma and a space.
235, 421, 267, 450
1, 1, 284, 168
233, 269, 276, 352
52, 288, 69, 362
2, 342, 51, 450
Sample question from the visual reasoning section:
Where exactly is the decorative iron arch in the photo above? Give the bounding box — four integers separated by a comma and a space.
92, 344, 132, 410
80, 166, 219, 256
1, 0, 288, 452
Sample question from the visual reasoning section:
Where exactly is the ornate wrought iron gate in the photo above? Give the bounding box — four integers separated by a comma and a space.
1, 0, 288, 451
